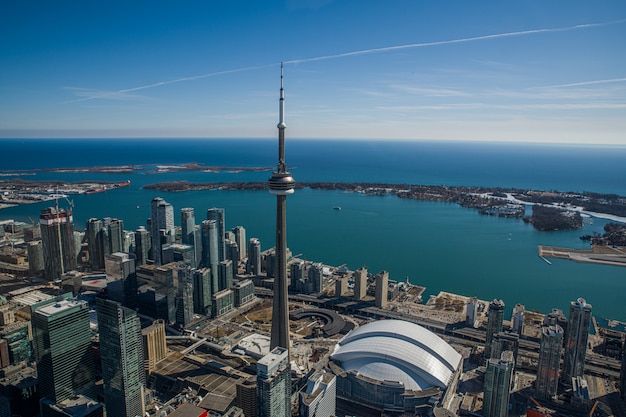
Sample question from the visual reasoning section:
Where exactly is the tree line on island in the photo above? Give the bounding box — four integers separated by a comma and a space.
143, 181, 626, 234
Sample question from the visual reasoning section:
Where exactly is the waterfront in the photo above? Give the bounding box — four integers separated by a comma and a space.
1, 139, 626, 321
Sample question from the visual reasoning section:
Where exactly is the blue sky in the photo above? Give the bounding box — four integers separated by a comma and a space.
1, 1, 625, 143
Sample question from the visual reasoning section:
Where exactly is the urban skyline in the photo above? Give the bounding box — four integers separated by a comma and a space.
1, 1, 625, 144
0, 182, 624, 415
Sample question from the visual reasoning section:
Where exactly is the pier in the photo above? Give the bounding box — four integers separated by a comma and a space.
538, 245, 626, 268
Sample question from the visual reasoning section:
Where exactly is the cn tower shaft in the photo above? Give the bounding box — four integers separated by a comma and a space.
269, 63, 295, 356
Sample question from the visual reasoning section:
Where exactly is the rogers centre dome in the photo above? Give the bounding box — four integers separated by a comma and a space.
329, 319, 463, 413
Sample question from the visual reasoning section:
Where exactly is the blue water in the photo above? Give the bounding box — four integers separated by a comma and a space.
1, 138, 625, 321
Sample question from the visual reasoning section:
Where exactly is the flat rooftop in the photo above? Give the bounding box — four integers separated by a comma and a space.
35, 298, 84, 317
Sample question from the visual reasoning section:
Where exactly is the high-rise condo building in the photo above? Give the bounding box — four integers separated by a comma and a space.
150, 197, 175, 265
207, 207, 226, 262
511, 303, 525, 335
86, 218, 104, 270
247, 238, 262, 276
96, 298, 145, 417
236, 376, 257, 417
233, 225, 247, 260
466, 297, 479, 327
105, 252, 137, 308
536, 324, 563, 400
32, 294, 96, 403
175, 264, 194, 327
87, 217, 124, 270
562, 298, 592, 382
485, 299, 505, 359
483, 351, 514, 417
39, 207, 76, 280
490, 331, 519, 365
180, 207, 198, 267
219, 259, 234, 291
353, 267, 368, 301
299, 370, 336, 417
192, 267, 212, 315
201, 219, 219, 293
374, 270, 389, 308
256, 346, 291, 417
227, 240, 240, 275
134, 226, 150, 266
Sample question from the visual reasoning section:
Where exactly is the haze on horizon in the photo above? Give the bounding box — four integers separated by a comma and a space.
1, 1, 625, 145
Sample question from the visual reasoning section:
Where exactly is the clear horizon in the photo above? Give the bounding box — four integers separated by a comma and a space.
1, 1, 625, 144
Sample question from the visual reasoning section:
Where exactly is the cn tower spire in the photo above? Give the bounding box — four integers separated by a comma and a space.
269, 62, 295, 356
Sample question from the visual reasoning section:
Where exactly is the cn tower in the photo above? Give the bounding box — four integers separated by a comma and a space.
269, 62, 295, 354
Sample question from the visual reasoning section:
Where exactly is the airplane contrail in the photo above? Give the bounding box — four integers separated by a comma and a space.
62, 64, 276, 104
284, 20, 626, 64
542, 78, 626, 88
64, 19, 626, 104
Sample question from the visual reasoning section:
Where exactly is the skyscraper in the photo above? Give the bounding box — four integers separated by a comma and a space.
299, 370, 336, 417
134, 226, 150, 266
256, 346, 291, 417
562, 297, 592, 382
227, 240, 240, 275
483, 351, 514, 417
192, 267, 212, 315
105, 252, 137, 308
180, 207, 195, 245
39, 206, 76, 280
485, 299, 505, 359
269, 63, 295, 353
175, 264, 194, 327
466, 296, 479, 327
247, 238, 262, 276
536, 324, 563, 400
207, 207, 226, 262
32, 294, 96, 403
233, 225, 247, 260
96, 298, 145, 417
511, 303, 525, 335
106, 217, 124, 255
201, 219, 219, 293
86, 218, 104, 270
353, 267, 367, 301
180, 207, 198, 267
374, 270, 389, 308
150, 197, 175, 266
219, 259, 233, 291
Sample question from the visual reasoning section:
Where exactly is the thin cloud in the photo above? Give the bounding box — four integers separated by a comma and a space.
388, 84, 470, 97
63, 19, 626, 104
284, 20, 626, 64
539, 78, 626, 88
63, 63, 277, 104
64, 87, 146, 101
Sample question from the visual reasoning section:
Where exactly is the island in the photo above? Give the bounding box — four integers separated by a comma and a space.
2, 162, 625, 233
142, 180, 626, 232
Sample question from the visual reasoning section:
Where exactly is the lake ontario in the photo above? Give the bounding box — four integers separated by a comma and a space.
1, 138, 625, 321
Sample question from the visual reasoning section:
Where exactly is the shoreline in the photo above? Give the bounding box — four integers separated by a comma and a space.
3, 176, 625, 226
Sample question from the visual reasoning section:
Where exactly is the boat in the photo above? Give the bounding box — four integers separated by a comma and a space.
116, 180, 131, 188
333, 206, 342, 210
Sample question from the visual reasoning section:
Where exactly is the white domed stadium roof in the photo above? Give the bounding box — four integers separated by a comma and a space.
330, 319, 462, 391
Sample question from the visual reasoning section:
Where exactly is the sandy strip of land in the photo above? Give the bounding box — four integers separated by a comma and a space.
538, 245, 626, 267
